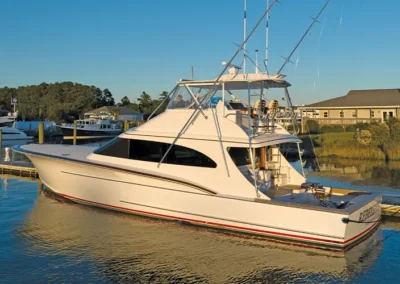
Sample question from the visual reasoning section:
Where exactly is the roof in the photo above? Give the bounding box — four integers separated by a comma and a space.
177, 73, 291, 90
85, 106, 142, 115
303, 89, 400, 108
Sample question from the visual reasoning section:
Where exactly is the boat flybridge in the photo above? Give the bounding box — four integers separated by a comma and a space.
13, 68, 381, 250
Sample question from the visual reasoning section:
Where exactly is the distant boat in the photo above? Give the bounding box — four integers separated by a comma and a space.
0, 110, 34, 144
0, 126, 33, 145
59, 118, 122, 137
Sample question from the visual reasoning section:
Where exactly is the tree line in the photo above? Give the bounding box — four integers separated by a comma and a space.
0, 82, 169, 122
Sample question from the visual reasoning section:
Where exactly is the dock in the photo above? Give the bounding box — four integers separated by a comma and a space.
0, 161, 38, 178
63, 135, 113, 140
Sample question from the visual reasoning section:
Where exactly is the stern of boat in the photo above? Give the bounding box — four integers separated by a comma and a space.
343, 193, 382, 248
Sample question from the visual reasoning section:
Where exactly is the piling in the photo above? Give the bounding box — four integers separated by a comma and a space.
0, 129, 2, 157
124, 121, 129, 132
73, 120, 77, 145
38, 122, 44, 144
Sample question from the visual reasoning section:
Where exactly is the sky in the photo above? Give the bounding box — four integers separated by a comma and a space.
1, 0, 400, 105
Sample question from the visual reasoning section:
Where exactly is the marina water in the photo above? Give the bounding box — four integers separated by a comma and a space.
1, 156, 400, 282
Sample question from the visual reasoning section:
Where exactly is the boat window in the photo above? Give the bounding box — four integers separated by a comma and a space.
95, 138, 216, 167
227, 147, 250, 166
129, 140, 217, 168
167, 86, 212, 110
229, 102, 245, 110
94, 137, 130, 159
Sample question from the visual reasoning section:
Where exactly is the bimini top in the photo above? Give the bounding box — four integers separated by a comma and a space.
177, 72, 291, 90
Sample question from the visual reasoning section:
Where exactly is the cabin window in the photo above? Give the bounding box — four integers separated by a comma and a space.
371, 111, 375, 118
323, 112, 328, 118
227, 147, 250, 166
95, 138, 216, 168
229, 102, 245, 110
352, 111, 356, 118
95, 137, 130, 159
129, 140, 216, 168
340, 111, 344, 118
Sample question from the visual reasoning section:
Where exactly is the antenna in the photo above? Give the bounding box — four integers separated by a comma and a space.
264, 0, 270, 73
277, 0, 331, 74
243, 0, 247, 74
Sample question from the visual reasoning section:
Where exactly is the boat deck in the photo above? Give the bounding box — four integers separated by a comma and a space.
259, 184, 377, 213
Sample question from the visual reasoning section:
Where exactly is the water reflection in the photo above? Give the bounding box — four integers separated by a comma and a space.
14, 190, 385, 283
298, 158, 400, 193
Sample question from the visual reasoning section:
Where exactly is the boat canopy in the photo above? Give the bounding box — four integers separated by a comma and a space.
177, 73, 291, 90
167, 73, 291, 111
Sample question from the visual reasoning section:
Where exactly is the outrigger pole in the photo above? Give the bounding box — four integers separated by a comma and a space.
264, 0, 270, 73
158, 0, 279, 168
277, 0, 331, 74
278, 0, 331, 135
243, 0, 247, 74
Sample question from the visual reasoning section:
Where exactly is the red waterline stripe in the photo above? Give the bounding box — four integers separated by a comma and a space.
344, 220, 379, 244
59, 192, 376, 246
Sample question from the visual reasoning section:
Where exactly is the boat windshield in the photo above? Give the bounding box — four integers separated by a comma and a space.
167, 86, 211, 110
167, 85, 264, 111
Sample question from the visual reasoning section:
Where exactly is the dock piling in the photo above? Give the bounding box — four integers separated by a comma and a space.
38, 122, 44, 144
0, 129, 2, 157
73, 120, 77, 145
124, 121, 129, 132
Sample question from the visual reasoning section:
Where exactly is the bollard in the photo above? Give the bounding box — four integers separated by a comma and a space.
4, 147, 10, 162
38, 122, 44, 144
124, 121, 129, 132
73, 120, 77, 145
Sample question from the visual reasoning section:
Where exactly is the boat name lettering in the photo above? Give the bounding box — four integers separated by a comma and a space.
359, 204, 379, 222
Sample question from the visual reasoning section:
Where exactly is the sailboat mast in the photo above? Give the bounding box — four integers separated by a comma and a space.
243, 0, 247, 74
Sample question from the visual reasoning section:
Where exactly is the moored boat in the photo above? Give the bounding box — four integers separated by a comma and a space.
59, 118, 122, 137
13, 71, 382, 250
13, 0, 381, 250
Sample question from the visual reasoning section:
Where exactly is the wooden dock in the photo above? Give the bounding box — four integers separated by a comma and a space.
63, 135, 113, 140
0, 161, 38, 178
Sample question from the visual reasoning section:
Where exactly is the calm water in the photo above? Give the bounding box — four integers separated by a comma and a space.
1, 158, 400, 282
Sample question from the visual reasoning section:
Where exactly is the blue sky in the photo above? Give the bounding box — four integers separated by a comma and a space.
1, 0, 399, 105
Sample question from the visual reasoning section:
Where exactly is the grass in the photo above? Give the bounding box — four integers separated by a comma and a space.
385, 143, 400, 161
299, 132, 386, 160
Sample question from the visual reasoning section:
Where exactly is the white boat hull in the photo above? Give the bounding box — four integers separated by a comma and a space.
15, 145, 381, 250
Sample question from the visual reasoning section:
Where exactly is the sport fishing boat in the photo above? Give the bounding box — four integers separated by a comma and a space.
13, 68, 381, 250
13, 0, 381, 250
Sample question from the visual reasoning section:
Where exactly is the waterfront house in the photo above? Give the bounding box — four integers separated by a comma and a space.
299, 88, 400, 126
